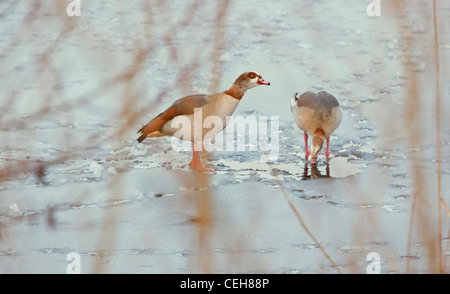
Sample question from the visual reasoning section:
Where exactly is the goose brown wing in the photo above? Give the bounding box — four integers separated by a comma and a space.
137, 94, 209, 143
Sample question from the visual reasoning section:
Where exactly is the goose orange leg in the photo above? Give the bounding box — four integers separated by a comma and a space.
325, 137, 330, 158
189, 143, 215, 172
304, 132, 311, 159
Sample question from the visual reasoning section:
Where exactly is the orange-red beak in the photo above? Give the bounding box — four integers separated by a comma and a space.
257, 77, 270, 85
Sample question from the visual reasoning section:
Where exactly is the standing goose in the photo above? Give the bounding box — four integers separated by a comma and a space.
291, 91, 342, 164
137, 71, 270, 172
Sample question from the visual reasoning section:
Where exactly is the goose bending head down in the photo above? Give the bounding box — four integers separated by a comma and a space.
290, 91, 342, 164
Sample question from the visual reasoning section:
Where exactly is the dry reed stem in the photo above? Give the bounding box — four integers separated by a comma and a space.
264, 153, 342, 273
390, 0, 443, 274
432, 0, 443, 274
406, 190, 418, 274
394, 0, 418, 273
196, 172, 213, 273
440, 199, 450, 218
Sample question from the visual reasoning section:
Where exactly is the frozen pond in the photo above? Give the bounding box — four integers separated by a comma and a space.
0, 0, 449, 273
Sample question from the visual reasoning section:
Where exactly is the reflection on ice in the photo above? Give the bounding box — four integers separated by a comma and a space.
302, 157, 363, 180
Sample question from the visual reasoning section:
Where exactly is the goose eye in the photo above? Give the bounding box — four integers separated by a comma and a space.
248, 73, 256, 79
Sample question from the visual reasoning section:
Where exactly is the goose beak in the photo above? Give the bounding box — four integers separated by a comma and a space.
257, 77, 270, 85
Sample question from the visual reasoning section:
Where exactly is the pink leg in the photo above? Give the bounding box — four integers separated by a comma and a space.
325, 137, 330, 158
304, 132, 311, 159
189, 143, 215, 172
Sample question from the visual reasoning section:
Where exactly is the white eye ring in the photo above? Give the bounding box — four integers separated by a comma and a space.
247, 72, 259, 79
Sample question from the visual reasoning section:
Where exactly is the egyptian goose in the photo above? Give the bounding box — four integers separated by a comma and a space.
291, 91, 342, 164
137, 72, 270, 172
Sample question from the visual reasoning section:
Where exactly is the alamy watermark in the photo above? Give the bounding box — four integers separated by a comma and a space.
66, 252, 81, 274
366, 252, 381, 274
170, 109, 280, 162
366, 0, 381, 17
66, 0, 81, 17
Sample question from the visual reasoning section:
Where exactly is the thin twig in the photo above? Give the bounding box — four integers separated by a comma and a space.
263, 153, 342, 274
440, 199, 450, 218
406, 190, 418, 273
